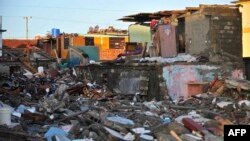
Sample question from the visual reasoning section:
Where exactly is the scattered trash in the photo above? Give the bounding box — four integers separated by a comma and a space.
132, 128, 150, 134
106, 116, 134, 126
104, 127, 127, 140
0, 66, 249, 141
45, 127, 70, 141
0, 107, 11, 126
216, 101, 233, 108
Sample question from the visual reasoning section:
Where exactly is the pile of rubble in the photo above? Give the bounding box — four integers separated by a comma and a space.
0, 68, 250, 141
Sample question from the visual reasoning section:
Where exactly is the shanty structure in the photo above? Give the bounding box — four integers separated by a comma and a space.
119, 5, 243, 63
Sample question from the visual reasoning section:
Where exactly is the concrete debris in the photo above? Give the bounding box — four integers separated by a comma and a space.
132, 127, 151, 134
0, 68, 250, 141
225, 79, 250, 91
216, 101, 233, 109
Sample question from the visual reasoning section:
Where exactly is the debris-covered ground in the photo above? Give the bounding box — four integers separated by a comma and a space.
0, 68, 250, 141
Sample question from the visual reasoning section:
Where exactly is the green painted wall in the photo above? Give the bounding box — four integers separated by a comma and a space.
128, 24, 151, 45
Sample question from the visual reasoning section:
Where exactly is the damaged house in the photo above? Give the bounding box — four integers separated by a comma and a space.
77, 5, 245, 100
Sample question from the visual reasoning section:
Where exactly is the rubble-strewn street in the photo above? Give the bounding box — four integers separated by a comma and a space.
0, 66, 250, 141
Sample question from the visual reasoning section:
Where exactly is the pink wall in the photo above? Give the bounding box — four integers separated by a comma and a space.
163, 64, 220, 100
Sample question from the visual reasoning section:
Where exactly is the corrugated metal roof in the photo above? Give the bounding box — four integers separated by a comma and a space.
118, 9, 197, 23
232, 0, 250, 3
119, 5, 239, 23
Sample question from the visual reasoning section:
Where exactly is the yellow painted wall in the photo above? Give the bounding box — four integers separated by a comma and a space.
125, 36, 128, 42
94, 36, 109, 50
243, 33, 250, 57
238, 1, 250, 57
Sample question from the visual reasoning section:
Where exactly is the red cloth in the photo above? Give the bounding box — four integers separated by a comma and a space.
150, 19, 157, 29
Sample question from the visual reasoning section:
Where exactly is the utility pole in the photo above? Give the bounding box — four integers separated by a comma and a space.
0, 16, 7, 57
24, 16, 32, 40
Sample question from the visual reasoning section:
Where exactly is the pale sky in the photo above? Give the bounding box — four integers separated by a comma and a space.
0, 0, 233, 39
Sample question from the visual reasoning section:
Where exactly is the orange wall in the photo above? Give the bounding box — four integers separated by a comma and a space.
94, 36, 128, 60
99, 49, 125, 60
73, 36, 85, 46
55, 35, 128, 60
